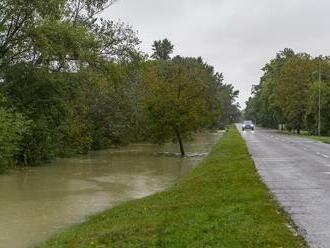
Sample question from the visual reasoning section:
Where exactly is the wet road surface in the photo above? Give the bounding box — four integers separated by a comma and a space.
238, 125, 330, 248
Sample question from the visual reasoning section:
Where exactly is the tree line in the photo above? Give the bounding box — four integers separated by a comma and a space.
0, 0, 240, 172
245, 48, 330, 135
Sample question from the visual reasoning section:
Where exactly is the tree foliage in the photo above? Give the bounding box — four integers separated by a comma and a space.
151, 38, 174, 60
142, 56, 237, 155
0, 94, 28, 172
0, 1, 239, 171
246, 49, 330, 135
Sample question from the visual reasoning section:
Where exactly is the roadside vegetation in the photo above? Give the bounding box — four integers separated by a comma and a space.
245, 48, 330, 137
0, 0, 240, 172
310, 136, 330, 144
278, 130, 330, 144
39, 126, 306, 248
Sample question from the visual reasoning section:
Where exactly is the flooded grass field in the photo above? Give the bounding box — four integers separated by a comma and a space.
0, 132, 222, 248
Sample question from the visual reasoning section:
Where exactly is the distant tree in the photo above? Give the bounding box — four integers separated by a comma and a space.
304, 58, 330, 135
245, 48, 297, 128
245, 48, 330, 135
305, 80, 330, 135
218, 83, 240, 125
151, 39, 174, 60
275, 54, 316, 133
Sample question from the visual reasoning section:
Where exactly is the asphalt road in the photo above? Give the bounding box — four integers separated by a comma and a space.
237, 124, 330, 248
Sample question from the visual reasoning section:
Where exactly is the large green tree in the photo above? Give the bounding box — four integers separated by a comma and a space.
0, 0, 118, 70
245, 48, 296, 127
0, 0, 142, 166
142, 56, 223, 156
275, 54, 316, 133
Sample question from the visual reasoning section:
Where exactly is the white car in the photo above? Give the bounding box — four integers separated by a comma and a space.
242, 120, 255, 131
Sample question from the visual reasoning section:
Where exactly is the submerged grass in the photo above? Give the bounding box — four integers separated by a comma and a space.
39, 126, 306, 248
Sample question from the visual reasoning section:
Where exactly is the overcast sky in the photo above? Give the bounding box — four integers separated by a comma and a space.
103, 0, 330, 108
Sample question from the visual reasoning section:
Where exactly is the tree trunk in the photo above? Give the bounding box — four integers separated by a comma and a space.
174, 128, 185, 156
296, 124, 301, 134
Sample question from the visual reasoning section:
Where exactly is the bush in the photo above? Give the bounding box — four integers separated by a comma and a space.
0, 98, 29, 172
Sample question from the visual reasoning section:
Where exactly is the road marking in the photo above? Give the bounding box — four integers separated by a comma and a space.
316, 152, 329, 158
255, 157, 301, 162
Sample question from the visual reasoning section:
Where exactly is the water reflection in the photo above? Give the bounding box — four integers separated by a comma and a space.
0, 131, 222, 248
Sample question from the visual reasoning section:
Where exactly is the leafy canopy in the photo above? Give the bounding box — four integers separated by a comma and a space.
151, 38, 174, 60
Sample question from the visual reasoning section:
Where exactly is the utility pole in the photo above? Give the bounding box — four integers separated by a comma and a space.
318, 58, 321, 136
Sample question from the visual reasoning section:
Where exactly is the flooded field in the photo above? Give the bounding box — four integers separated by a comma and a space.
0, 131, 222, 248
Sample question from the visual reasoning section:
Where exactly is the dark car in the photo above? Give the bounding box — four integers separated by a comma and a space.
242, 120, 255, 131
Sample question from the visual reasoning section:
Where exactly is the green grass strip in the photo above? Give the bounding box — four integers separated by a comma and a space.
39, 126, 306, 248
312, 136, 330, 144
302, 135, 330, 144
276, 130, 330, 144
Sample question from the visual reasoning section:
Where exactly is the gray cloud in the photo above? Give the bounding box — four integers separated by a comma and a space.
103, 0, 330, 107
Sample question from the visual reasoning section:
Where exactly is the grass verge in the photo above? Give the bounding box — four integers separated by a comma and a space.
307, 135, 330, 144
39, 126, 306, 248
277, 130, 330, 144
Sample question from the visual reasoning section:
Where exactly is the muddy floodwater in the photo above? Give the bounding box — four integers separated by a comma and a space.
0, 131, 222, 248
